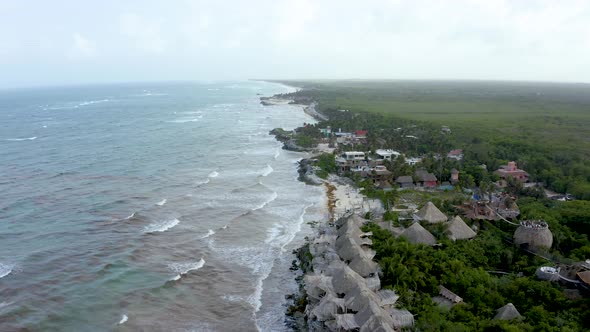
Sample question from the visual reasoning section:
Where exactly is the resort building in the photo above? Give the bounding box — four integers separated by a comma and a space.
395, 176, 414, 189
450, 168, 460, 185
405, 157, 422, 166
414, 170, 438, 188
336, 151, 367, 173
495, 161, 529, 184
375, 149, 401, 161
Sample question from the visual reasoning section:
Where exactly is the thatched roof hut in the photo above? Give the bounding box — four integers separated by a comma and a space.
415, 202, 447, 224
494, 303, 522, 320
344, 285, 382, 312
513, 220, 553, 250
330, 264, 367, 295
439, 285, 463, 304
447, 216, 477, 240
359, 313, 396, 332
327, 314, 359, 331
335, 236, 363, 261
400, 222, 437, 246
349, 254, 379, 277
387, 308, 415, 328
309, 292, 345, 321
377, 289, 399, 306
304, 274, 334, 300
354, 301, 389, 326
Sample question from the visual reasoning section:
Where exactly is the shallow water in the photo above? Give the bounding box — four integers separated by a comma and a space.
0, 81, 326, 331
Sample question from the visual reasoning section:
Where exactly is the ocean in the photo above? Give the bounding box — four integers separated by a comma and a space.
0, 81, 326, 331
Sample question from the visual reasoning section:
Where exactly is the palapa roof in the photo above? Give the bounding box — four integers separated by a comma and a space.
344, 285, 382, 312
395, 175, 413, 184
330, 264, 367, 295
354, 301, 386, 326
359, 314, 396, 332
304, 274, 334, 300
415, 202, 447, 224
439, 285, 463, 303
309, 293, 345, 321
331, 314, 359, 330
400, 222, 437, 246
577, 270, 590, 286
513, 223, 553, 250
494, 303, 522, 320
447, 216, 477, 240
386, 308, 414, 328
377, 289, 399, 306
349, 254, 379, 277
335, 236, 365, 261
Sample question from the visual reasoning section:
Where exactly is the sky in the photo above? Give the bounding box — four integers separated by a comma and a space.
1, 0, 590, 88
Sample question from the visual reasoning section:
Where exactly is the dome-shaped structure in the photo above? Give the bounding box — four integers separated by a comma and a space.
513, 220, 553, 250
535, 266, 560, 281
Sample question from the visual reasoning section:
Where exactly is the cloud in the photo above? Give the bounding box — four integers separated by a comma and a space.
66, 33, 97, 59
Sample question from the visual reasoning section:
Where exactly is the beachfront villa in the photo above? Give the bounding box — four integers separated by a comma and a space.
375, 149, 401, 161
495, 161, 529, 184
336, 151, 367, 173
450, 168, 459, 185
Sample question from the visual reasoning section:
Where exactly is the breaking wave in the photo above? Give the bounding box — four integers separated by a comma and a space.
208, 171, 219, 178
252, 192, 278, 211
260, 164, 273, 177
118, 314, 128, 325
144, 218, 180, 233
156, 199, 167, 206
0, 263, 13, 279
201, 229, 215, 239
5, 137, 37, 141
168, 258, 205, 281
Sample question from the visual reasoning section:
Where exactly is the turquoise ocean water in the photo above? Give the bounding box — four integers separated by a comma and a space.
0, 81, 326, 331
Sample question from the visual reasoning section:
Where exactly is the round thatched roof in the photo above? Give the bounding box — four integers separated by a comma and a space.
349, 254, 379, 277
344, 285, 382, 312
330, 264, 367, 294
447, 216, 477, 240
400, 222, 436, 246
494, 303, 522, 320
415, 202, 447, 224
309, 292, 345, 321
513, 221, 553, 250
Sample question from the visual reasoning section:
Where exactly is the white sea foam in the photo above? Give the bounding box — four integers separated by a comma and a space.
5, 137, 37, 141
124, 212, 136, 220
144, 218, 180, 233
221, 225, 228, 230
156, 199, 167, 206
260, 164, 273, 177
167, 117, 201, 123
79, 99, 110, 107
252, 192, 278, 211
208, 171, 219, 178
118, 314, 128, 325
274, 149, 280, 160
0, 263, 14, 279
196, 178, 210, 186
42, 125, 47, 128
168, 258, 205, 280
201, 229, 215, 239
0, 302, 12, 309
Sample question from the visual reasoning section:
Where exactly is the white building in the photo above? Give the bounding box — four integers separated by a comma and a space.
405, 157, 423, 166
375, 149, 401, 161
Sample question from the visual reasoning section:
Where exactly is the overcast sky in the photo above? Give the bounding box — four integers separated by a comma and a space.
1, 0, 590, 88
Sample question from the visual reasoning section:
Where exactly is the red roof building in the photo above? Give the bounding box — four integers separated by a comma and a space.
355, 130, 368, 138
495, 161, 529, 182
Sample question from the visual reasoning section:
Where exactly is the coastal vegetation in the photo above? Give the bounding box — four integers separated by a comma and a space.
363, 219, 590, 331
270, 80, 590, 331
272, 80, 590, 200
